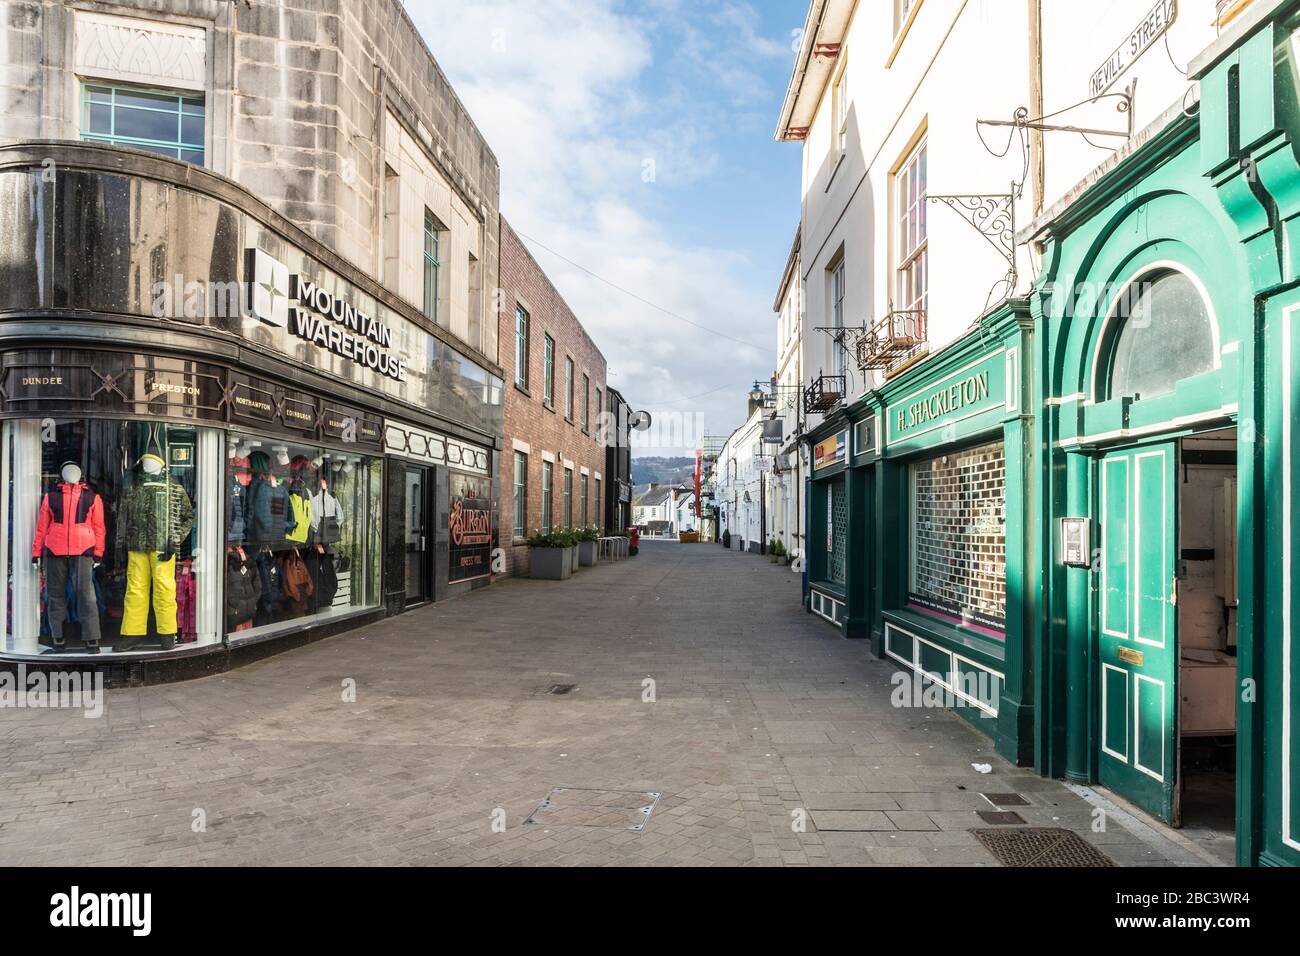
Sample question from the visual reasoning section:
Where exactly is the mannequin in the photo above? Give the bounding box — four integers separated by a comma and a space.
117, 451, 194, 651
31, 461, 105, 653
310, 472, 344, 545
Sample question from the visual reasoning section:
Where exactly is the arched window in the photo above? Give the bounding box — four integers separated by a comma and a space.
1105, 269, 1216, 401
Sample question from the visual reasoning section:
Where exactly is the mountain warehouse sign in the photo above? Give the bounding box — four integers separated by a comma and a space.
291, 277, 406, 382
246, 248, 406, 383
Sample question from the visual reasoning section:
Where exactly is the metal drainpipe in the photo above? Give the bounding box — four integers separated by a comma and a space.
1028, 0, 1045, 218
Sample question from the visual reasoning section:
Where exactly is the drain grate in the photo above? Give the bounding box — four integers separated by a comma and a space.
524, 788, 661, 831
981, 792, 1030, 807
974, 827, 1116, 867
547, 683, 577, 695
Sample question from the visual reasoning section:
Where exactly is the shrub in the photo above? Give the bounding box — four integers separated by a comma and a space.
574, 526, 601, 543
722, 529, 731, 548
526, 530, 577, 548
629, 545, 639, 557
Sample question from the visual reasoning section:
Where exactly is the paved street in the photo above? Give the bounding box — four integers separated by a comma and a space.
0, 541, 1209, 866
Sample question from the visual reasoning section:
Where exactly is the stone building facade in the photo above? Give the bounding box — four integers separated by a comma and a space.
497, 217, 607, 576
0, 0, 505, 678
0, 0, 499, 362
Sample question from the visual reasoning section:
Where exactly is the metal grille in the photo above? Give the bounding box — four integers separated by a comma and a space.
830, 478, 848, 585
973, 828, 1116, 867
910, 441, 1006, 623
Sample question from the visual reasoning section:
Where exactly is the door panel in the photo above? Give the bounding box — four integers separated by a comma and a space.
404, 466, 431, 605
1097, 442, 1178, 822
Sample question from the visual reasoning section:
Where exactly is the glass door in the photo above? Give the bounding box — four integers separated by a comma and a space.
404, 465, 432, 606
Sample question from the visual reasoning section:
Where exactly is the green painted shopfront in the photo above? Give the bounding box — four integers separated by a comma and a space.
803, 4, 1300, 867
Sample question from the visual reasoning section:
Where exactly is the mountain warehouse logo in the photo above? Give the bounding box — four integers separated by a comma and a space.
50, 886, 151, 936
245, 248, 406, 382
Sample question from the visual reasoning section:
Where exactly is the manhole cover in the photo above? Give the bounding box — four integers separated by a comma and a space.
524, 788, 661, 831
974, 827, 1116, 867
547, 683, 577, 695
977, 810, 1027, 825
981, 792, 1030, 807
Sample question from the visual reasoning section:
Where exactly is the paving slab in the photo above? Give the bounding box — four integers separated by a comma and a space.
0, 540, 1201, 866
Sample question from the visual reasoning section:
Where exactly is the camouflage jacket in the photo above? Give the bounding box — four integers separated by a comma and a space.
117, 478, 195, 554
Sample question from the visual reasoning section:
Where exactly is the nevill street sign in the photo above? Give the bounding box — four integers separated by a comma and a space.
1089, 0, 1177, 98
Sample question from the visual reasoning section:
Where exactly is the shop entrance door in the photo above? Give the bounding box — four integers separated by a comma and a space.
404, 465, 433, 606
1097, 442, 1179, 823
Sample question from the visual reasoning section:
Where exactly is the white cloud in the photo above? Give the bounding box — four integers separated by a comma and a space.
403, 0, 789, 454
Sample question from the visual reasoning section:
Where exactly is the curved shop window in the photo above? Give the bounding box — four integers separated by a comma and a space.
225, 432, 381, 639
3, 420, 221, 656
1102, 268, 1217, 402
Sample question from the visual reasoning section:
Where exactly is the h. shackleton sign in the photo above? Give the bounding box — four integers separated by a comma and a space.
886, 351, 1007, 450
246, 249, 406, 383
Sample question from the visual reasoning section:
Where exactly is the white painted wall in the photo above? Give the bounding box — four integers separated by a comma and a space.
786, 0, 1226, 398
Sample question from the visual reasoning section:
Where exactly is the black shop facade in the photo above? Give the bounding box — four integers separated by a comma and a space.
0, 142, 503, 683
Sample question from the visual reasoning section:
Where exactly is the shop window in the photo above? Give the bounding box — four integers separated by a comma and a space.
829, 478, 847, 585
81, 83, 205, 166
225, 432, 381, 639
513, 451, 527, 541
3, 420, 219, 655
1106, 269, 1216, 402
909, 441, 1006, 632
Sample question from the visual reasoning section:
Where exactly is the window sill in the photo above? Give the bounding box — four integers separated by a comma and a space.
810, 579, 846, 600
514, 383, 531, 398
881, 606, 1005, 669
543, 401, 556, 414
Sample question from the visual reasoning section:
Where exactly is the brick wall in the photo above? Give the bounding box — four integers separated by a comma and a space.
497, 218, 608, 576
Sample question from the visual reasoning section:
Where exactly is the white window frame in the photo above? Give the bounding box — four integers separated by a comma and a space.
895, 139, 928, 333
831, 258, 846, 377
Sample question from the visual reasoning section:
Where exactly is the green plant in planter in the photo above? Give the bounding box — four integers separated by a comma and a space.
629, 544, 639, 556
721, 529, 731, 548
574, 526, 601, 543
526, 530, 577, 549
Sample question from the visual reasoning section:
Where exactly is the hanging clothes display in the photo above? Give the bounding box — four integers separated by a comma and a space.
224, 549, 261, 630
311, 482, 345, 546
175, 561, 197, 643
32, 464, 106, 651
245, 451, 291, 546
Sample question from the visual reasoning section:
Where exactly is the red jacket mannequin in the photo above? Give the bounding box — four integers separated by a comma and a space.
32, 481, 106, 559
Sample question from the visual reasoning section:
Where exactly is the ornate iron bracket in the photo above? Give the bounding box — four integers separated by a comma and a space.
926, 190, 1017, 300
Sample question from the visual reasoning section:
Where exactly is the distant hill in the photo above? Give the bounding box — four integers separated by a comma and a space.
632, 455, 695, 487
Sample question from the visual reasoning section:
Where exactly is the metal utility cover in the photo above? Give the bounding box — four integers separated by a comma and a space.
981, 792, 1031, 808
974, 827, 1116, 867
524, 788, 661, 832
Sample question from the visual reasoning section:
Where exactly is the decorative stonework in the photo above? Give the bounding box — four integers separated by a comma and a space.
74, 11, 206, 91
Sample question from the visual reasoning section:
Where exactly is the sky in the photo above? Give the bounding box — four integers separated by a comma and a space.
402, 0, 804, 457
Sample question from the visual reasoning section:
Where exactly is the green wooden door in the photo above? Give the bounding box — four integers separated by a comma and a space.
1097, 443, 1178, 822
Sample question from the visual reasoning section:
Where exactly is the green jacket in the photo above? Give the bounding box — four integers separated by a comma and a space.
118, 478, 195, 554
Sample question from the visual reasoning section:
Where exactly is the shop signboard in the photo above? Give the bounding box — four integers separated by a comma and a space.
886, 351, 1006, 453
813, 430, 847, 471
448, 471, 492, 583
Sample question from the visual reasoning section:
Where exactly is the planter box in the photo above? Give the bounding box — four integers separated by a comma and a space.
567, 546, 579, 574
578, 540, 599, 566
530, 547, 571, 580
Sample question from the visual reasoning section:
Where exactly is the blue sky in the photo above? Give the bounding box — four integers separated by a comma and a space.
403, 0, 804, 454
